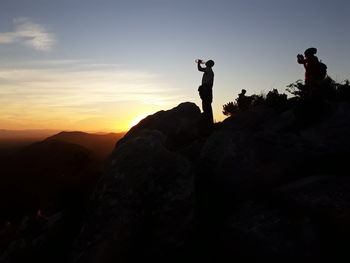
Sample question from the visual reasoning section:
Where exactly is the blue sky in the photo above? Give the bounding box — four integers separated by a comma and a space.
0, 0, 349, 131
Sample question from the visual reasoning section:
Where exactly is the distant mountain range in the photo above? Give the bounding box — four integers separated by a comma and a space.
0, 129, 60, 140
46, 131, 126, 160
0, 129, 60, 149
0, 130, 125, 153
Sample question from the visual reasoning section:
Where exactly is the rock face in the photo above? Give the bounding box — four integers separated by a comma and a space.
74, 100, 350, 262
118, 102, 201, 149
74, 102, 201, 263
197, 102, 350, 261
4, 98, 350, 262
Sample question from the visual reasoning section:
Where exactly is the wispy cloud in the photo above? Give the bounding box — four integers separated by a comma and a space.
0, 18, 55, 51
0, 60, 186, 131
0, 62, 183, 107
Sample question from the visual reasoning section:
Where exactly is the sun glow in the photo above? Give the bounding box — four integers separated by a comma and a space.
129, 113, 150, 128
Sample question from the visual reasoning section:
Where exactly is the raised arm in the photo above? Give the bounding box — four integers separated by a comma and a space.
197, 61, 205, 72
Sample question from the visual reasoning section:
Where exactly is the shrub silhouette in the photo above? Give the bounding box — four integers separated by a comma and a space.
286, 77, 350, 102
335, 79, 350, 101
223, 92, 271, 117
222, 101, 239, 116
286, 78, 350, 127
223, 78, 350, 126
223, 89, 289, 116
286, 80, 308, 98
250, 93, 266, 107
265, 89, 288, 111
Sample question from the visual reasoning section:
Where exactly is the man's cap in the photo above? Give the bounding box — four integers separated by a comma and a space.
304, 47, 317, 56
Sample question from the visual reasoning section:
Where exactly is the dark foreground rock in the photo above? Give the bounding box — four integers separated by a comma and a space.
2, 99, 350, 262
222, 176, 350, 262
73, 103, 201, 263
72, 100, 350, 262
117, 102, 201, 149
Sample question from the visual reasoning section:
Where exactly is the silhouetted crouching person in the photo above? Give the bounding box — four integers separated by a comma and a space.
197, 59, 215, 128
236, 89, 251, 111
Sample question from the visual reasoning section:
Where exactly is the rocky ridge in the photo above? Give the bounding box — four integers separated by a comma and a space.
73, 99, 350, 262
2, 97, 350, 262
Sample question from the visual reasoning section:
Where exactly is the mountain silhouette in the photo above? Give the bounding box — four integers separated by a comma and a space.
0, 129, 61, 153
46, 131, 126, 160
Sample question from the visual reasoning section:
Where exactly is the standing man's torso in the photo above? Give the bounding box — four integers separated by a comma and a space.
202, 68, 214, 88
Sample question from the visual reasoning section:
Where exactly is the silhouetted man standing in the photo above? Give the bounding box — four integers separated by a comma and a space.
197, 59, 215, 126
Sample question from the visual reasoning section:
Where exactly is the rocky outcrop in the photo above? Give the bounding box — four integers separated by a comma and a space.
3, 98, 350, 262
74, 102, 201, 263
72, 100, 350, 262
117, 102, 201, 149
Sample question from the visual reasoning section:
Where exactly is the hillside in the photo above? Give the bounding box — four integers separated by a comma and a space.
2, 80, 350, 262
72, 80, 350, 262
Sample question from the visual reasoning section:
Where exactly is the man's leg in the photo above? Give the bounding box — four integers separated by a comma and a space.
202, 99, 213, 125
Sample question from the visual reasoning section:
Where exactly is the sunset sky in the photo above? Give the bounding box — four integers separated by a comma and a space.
1, 0, 349, 132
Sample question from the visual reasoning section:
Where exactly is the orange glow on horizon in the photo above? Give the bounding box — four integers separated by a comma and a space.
0, 61, 183, 134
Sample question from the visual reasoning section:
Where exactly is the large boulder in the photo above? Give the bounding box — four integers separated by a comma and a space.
199, 101, 350, 195
73, 100, 350, 262
74, 103, 201, 263
117, 102, 201, 149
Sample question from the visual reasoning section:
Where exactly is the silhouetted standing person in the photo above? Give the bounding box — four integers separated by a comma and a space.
297, 47, 327, 86
197, 59, 215, 126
